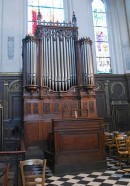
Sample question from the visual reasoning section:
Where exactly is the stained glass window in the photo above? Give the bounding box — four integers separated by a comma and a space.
28, 0, 64, 35
92, 0, 112, 73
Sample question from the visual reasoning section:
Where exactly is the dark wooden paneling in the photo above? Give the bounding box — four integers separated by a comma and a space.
61, 133, 99, 151
52, 118, 107, 175
24, 121, 52, 148
96, 92, 106, 117
0, 73, 23, 150
10, 95, 23, 121
95, 74, 130, 131
112, 103, 129, 131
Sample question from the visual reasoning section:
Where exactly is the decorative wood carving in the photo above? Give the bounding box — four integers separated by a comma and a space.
33, 103, 38, 114
111, 81, 125, 98
43, 103, 51, 114
9, 80, 22, 92
26, 103, 31, 115
89, 101, 94, 113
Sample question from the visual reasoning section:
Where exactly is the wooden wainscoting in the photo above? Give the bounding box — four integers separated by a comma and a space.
51, 117, 107, 175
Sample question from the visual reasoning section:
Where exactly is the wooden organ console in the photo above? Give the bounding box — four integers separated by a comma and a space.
22, 13, 106, 174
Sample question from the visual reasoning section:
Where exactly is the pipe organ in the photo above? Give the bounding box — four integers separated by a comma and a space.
22, 14, 107, 174
22, 14, 98, 147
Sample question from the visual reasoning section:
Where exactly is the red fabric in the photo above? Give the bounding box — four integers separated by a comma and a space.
32, 9, 37, 35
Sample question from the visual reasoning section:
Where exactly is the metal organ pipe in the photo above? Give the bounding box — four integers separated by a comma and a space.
86, 38, 94, 85
50, 35, 54, 90
42, 36, 46, 86
51, 33, 55, 90
33, 41, 37, 85
47, 37, 50, 88
22, 36, 37, 87
39, 39, 43, 90
79, 37, 94, 86
84, 41, 88, 84
54, 34, 58, 91
62, 36, 66, 91
59, 35, 64, 91
67, 38, 71, 89
87, 43, 91, 85
46, 37, 49, 87
56, 35, 61, 91
26, 41, 29, 85
41, 27, 78, 91
71, 36, 76, 86
28, 40, 31, 84
80, 40, 85, 84
64, 37, 69, 91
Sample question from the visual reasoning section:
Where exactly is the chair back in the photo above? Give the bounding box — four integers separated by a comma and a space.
20, 159, 47, 186
115, 135, 127, 151
126, 138, 130, 156
105, 132, 113, 143
126, 131, 130, 137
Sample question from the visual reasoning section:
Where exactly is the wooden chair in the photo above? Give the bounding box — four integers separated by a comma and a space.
126, 131, 130, 137
123, 137, 130, 172
20, 159, 47, 186
4, 163, 10, 186
115, 135, 128, 167
0, 162, 10, 186
126, 137, 130, 161
104, 132, 117, 155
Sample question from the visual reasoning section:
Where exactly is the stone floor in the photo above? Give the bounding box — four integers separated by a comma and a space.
0, 152, 130, 185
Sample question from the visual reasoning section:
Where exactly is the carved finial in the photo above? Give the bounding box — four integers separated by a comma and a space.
72, 12, 77, 26
37, 9, 42, 25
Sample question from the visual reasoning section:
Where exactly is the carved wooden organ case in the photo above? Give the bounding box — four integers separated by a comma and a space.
22, 16, 97, 147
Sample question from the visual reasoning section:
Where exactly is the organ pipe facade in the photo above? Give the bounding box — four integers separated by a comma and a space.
23, 24, 95, 93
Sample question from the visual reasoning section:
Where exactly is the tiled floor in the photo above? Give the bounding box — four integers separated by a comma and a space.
0, 154, 130, 185
44, 155, 130, 186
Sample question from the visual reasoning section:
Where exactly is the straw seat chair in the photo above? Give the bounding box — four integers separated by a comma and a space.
115, 135, 128, 167
20, 159, 47, 186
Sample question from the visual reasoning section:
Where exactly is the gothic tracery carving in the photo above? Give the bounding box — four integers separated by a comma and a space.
9, 80, 22, 92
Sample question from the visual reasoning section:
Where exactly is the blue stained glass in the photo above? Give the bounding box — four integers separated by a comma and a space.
92, 0, 112, 74
93, 12, 107, 27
